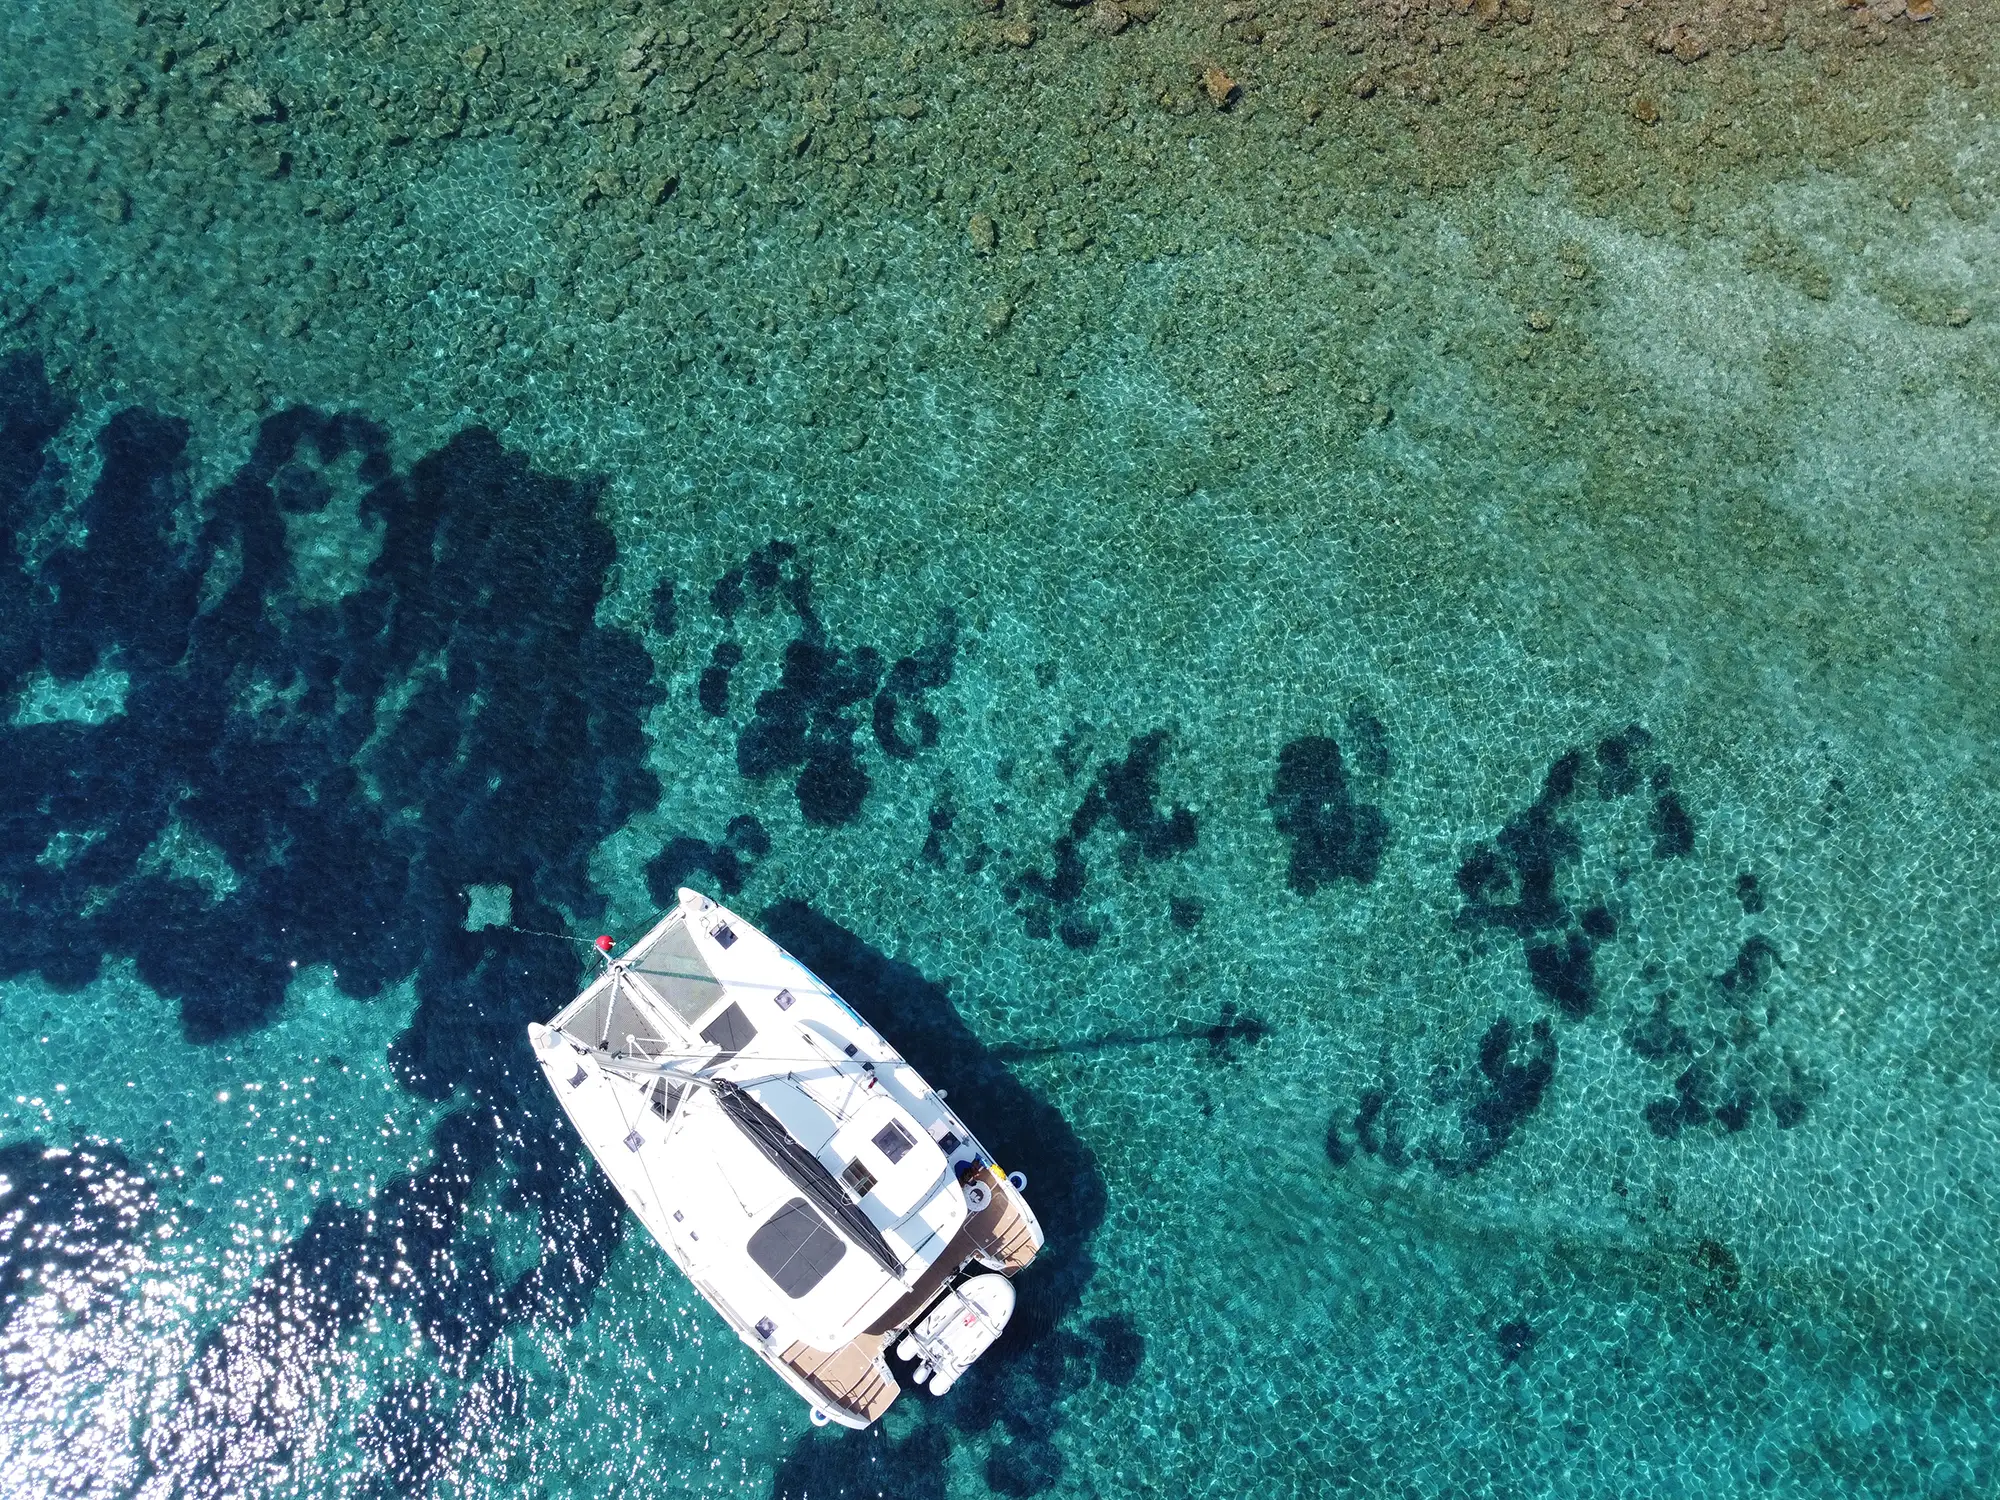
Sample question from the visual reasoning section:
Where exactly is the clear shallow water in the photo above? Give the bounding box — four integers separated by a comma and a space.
2, 0, 1999, 1496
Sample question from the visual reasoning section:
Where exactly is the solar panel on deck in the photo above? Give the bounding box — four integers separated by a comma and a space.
747, 1198, 848, 1299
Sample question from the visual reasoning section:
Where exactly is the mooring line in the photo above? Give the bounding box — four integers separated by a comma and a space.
494, 922, 615, 949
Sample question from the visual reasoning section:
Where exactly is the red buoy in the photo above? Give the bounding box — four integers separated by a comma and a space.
594, 934, 614, 954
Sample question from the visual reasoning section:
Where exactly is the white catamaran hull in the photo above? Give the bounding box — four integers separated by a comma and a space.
530, 889, 1043, 1428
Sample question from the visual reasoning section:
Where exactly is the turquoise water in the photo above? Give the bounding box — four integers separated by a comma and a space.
3, 0, 1999, 1495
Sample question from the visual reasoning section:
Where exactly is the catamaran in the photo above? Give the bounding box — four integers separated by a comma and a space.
528, 888, 1043, 1427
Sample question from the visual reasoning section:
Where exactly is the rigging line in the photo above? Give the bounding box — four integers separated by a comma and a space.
594, 1034, 703, 1225
621, 964, 834, 1001
613, 1071, 764, 1222
635, 1100, 682, 1227
578, 1031, 1276, 1075
594, 1048, 876, 1071
591, 1054, 908, 1111
714, 1079, 905, 1279
613, 1074, 682, 1232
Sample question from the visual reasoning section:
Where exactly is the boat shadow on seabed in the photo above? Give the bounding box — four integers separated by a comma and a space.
760, 903, 1132, 1500
0, 368, 658, 1498
0, 359, 1131, 1499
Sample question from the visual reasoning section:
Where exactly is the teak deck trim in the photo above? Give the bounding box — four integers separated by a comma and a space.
777, 1166, 1037, 1422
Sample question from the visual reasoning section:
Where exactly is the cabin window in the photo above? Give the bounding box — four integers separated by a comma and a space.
871, 1119, 917, 1165
840, 1159, 877, 1198
650, 1079, 684, 1121
747, 1198, 848, 1298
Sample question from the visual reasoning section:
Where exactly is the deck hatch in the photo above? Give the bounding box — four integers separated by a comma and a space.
748, 1198, 848, 1298
871, 1119, 917, 1165
699, 1002, 757, 1062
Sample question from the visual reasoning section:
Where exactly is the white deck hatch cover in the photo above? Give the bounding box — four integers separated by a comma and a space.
748, 1197, 849, 1298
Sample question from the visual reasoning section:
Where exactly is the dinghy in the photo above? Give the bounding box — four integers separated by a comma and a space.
896, 1272, 1015, 1396
528, 888, 1043, 1428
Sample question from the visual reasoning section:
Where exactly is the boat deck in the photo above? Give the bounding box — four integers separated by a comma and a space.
779, 1332, 897, 1422
776, 1166, 1039, 1422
